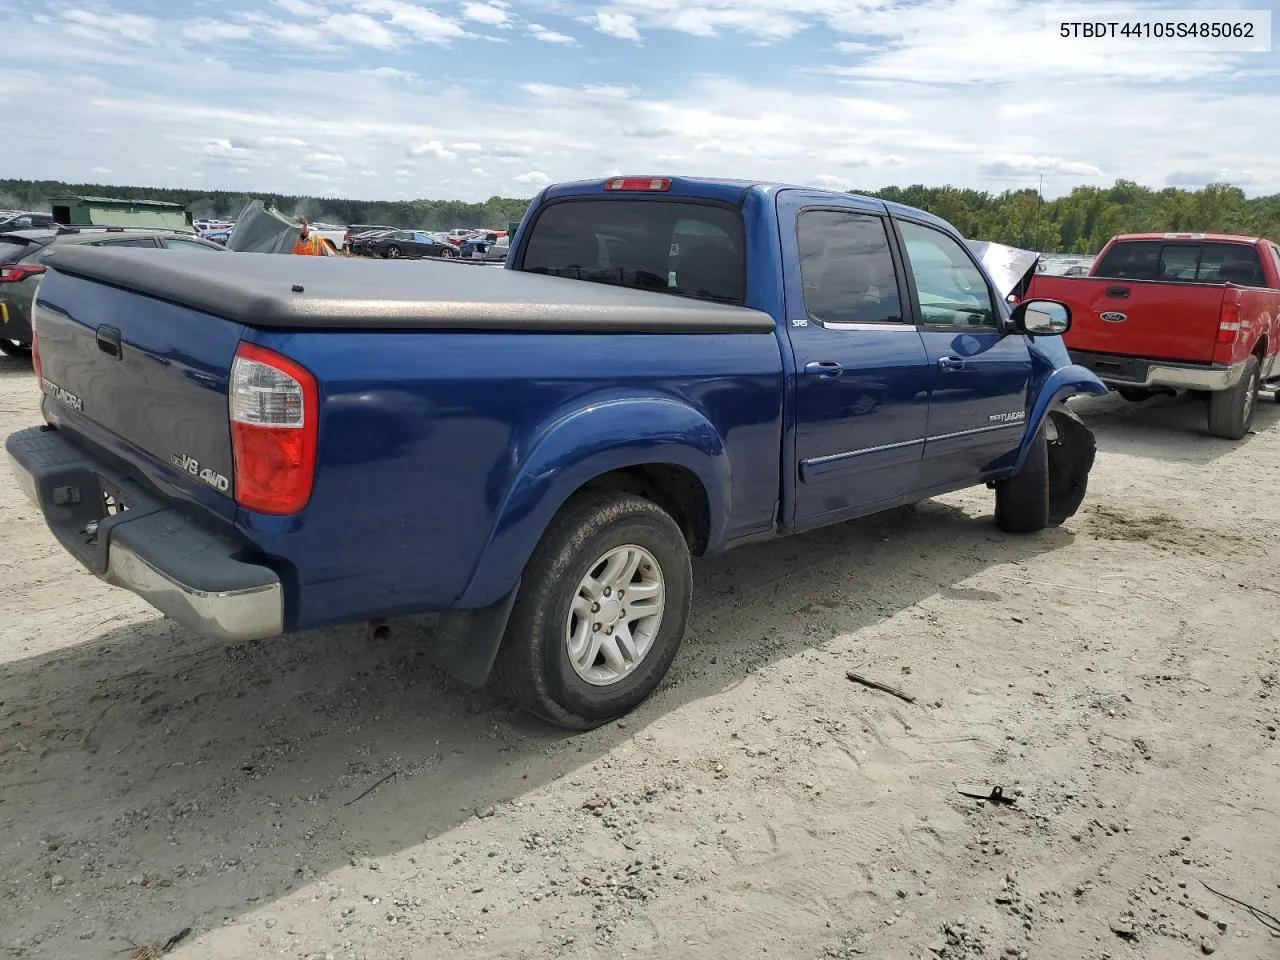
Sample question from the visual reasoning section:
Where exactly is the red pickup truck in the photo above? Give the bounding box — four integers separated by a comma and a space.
1024, 233, 1280, 439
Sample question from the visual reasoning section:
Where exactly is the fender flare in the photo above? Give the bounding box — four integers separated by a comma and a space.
1010, 364, 1108, 474
453, 396, 732, 609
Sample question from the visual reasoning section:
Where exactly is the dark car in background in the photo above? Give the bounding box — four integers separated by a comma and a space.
368, 230, 459, 259
0, 227, 225, 357
347, 229, 397, 257
343, 223, 397, 251
0, 211, 58, 233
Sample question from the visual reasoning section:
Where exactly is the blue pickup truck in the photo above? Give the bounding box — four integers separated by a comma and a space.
6, 175, 1106, 728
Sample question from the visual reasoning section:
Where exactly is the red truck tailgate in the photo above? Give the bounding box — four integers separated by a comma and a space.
1027, 274, 1225, 364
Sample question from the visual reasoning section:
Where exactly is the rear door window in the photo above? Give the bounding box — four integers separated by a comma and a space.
796, 209, 903, 325
520, 199, 745, 304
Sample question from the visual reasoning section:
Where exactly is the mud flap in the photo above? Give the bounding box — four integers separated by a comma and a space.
1045, 405, 1096, 527
428, 580, 520, 687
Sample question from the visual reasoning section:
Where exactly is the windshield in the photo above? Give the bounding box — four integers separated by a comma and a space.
519, 199, 746, 304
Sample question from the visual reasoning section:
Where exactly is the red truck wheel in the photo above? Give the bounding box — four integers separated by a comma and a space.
494, 489, 693, 729
1207, 356, 1260, 440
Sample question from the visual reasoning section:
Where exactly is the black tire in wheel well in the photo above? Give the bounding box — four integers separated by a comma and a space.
580, 465, 710, 555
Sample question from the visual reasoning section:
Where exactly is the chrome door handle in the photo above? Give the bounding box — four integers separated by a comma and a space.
804, 360, 843, 379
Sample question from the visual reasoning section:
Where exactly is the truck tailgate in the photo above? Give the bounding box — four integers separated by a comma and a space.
1028, 275, 1226, 364
32, 266, 244, 520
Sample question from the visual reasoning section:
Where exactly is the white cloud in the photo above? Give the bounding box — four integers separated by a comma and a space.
528, 23, 576, 44
587, 11, 640, 41
324, 13, 399, 48
302, 152, 348, 170
62, 9, 157, 44
408, 140, 459, 160
978, 155, 1104, 179
453, 142, 484, 152
273, 0, 324, 18
513, 171, 552, 185
361, 66, 419, 82
462, 2, 510, 26
358, 0, 468, 43
90, 166, 113, 175
1166, 169, 1257, 187
181, 19, 253, 43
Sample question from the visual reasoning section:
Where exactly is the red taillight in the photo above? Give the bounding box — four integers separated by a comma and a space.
31, 328, 41, 382
604, 177, 672, 192
229, 342, 318, 515
0, 264, 45, 283
1217, 293, 1242, 344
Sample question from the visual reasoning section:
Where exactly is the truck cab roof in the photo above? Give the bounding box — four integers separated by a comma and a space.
536, 175, 955, 233
1108, 232, 1267, 246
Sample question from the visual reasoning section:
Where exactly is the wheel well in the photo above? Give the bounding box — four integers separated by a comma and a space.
580, 465, 711, 555
1253, 336, 1267, 362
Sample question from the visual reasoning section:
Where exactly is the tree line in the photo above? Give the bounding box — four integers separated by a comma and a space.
0, 179, 532, 232
853, 180, 1279, 253
2, 177, 1276, 253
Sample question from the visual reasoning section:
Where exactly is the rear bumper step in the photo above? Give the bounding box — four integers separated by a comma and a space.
6, 425, 284, 642
1067, 351, 1246, 392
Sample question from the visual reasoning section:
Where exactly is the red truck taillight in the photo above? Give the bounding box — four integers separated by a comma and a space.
229, 342, 318, 515
1217, 292, 1242, 345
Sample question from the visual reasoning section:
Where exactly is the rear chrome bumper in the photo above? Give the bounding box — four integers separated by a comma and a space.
6, 426, 284, 642
1068, 351, 1246, 392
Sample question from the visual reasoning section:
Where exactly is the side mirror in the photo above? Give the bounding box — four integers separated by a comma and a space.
1010, 298, 1071, 337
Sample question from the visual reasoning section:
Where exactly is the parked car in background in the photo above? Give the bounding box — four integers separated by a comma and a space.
0, 211, 57, 233
344, 223, 397, 251
1024, 232, 1280, 439
348, 229, 397, 257
459, 232, 510, 261
7, 174, 1105, 729
0, 226, 225, 357
368, 230, 460, 259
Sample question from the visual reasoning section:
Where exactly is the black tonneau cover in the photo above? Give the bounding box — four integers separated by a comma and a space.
43, 246, 775, 334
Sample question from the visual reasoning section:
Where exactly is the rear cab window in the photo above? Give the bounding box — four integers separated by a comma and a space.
1094, 240, 1265, 285
518, 199, 745, 304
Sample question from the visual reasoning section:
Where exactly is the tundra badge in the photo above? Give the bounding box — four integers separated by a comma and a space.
170, 453, 230, 492
40, 378, 83, 412
988, 411, 1026, 424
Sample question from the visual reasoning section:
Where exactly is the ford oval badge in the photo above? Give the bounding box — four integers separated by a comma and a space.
1100, 311, 1127, 323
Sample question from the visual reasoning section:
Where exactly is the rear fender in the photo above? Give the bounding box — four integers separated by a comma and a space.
1011, 364, 1107, 474
454, 397, 731, 610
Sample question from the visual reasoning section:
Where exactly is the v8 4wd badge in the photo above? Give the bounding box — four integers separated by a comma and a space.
170, 453, 230, 492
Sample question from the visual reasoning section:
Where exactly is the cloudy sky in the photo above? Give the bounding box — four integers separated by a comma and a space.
1, 0, 1276, 201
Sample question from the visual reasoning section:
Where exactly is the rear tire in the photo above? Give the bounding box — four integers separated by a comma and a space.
494, 490, 693, 730
0, 339, 32, 358
995, 420, 1050, 534
1207, 356, 1259, 440
385, 245, 401, 259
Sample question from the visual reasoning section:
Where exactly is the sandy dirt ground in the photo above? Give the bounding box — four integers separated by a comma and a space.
2, 350, 1279, 960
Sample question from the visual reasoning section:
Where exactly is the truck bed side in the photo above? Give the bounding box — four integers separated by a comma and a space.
239, 327, 784, 627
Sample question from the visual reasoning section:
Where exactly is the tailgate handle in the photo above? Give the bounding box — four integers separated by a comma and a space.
1105, 286, 1129, 299
96, 324, 122, 359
